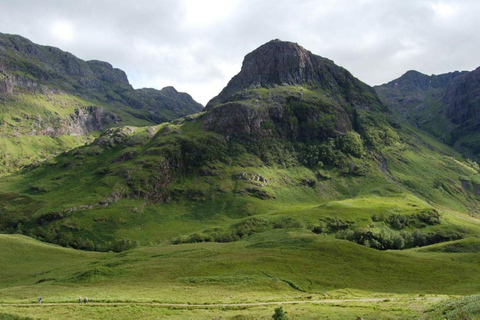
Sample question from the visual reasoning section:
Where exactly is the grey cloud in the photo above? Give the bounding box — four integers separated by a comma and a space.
0, 0, 479, 104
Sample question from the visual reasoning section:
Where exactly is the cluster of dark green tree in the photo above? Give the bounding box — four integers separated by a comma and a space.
311, 210, 461, 250
336, 228, 463, 250
13, 225, 139, 252
373, 210, 441, 229
171, 217, 303, 245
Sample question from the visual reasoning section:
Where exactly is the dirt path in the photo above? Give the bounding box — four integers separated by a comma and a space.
0, 297, 443, 308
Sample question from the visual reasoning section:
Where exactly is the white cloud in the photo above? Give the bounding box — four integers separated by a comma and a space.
432, 2, 459, 19
180, 0, 238, 29
51, 21, 74, 41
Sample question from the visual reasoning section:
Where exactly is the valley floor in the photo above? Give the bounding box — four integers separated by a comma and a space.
2, 233, 480, 319
0, 297, 443, 319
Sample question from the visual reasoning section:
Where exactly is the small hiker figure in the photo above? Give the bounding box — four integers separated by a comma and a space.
78, 296, 82, 304
84, 296, 88, 304
38, 297, 42, 304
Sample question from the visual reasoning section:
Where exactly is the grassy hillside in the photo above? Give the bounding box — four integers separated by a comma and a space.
0, 102, 479, 253
3, 40, 478, 252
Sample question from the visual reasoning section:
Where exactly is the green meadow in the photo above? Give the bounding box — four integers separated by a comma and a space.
2, 229, 480, 319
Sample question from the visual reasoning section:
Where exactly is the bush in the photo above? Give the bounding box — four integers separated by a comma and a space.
318, 217, 355, 232
429, 294, 480, 319
385, 210, 441, 229
337, 228, 463, 250
272, 307, 288, 320
273, 217, 303, 229
233, 218, 272, 237
336, 131, 365, 157
111, 239, 140, 252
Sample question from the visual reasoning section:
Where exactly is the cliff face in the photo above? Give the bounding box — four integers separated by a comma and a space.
206, 39, 382, 110
375, 68, 480, 157
445, 67, 480, 129
374, 70, 466, 117
202, 40, 384, 140
28, 106, 119, 137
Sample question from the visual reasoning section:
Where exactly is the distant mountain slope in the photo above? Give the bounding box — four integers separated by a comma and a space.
1, 40, 479, 254
0, 33, 202, 175
375, 68, 480, 157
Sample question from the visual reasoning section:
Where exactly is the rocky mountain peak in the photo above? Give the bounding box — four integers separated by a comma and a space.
238, 39, 328, 86
160, 86, 179, 95
206, 39, 349, 108
202, 40, 385, 138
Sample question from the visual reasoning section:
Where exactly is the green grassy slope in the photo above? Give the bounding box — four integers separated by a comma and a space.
3, 40, 478, 253
0, 105, 479, 253
0, 232, 479, 319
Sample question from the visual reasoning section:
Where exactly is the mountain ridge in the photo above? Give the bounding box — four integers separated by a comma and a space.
0, 32, 203, 175
375, 67, 480, 157
0, 32, 203, 122
1, 39, 479, 255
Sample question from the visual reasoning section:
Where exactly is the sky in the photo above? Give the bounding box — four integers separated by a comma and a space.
0, 0, 479, 105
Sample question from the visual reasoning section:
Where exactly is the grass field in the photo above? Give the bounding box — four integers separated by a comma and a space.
1, 231, 480, 319
0, 298, 442, 320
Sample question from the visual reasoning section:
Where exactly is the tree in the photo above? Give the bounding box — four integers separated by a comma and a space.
272, 307, 288, 320
336, 131, 365, 157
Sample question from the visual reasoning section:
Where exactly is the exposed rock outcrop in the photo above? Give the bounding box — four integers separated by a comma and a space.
445, 67, 480, 130
202, 40, 380, 139
206, 39, 382, 110
375, 68, 480, 157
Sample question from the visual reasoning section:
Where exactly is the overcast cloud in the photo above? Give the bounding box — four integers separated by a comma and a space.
0, 0, 479, 105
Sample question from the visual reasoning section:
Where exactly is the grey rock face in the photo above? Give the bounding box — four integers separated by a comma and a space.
202, 39, 382, 140
68, 106, 120, 136
206, 39, 380, 110
202, 102, 267, 136
444, 67, 480, 127
0, 72, 40, 93
23, 106, 119, 137
375, 67, 480, 156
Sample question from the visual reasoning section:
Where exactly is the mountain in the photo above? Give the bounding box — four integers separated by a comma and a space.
206, 39, 384, 110
1, 39, 479, 255
2, 39, 480, 319
0, 33, 202, 175
375, 68, 480, 157
204, 39, 385, 141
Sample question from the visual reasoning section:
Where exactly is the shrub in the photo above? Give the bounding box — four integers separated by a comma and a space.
336, 228, 463, 250
382, 210, 441, 230
322, 217, 355, 232
273, 217, 303, 229
111, 239, 140, 252
272, 307, 288, 320
336, 131, 365, 157
233, 218, 272, 237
